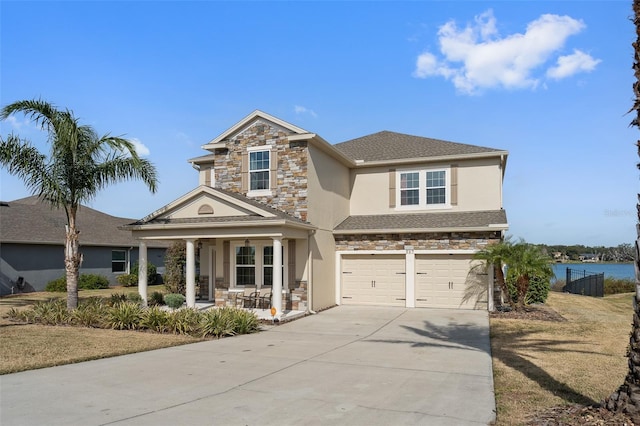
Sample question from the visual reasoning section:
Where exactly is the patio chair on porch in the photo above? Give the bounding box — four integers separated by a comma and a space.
258, 292, 272, 309
242, 291, 260, 309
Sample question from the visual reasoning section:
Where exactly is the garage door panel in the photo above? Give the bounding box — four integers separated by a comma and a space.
415, 255, 487, 310
342, 255, 405, 307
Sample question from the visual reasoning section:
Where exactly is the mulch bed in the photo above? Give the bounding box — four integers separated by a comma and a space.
489, 304, 567, 322
492, 304, 635, 425
525, 404, 635, 425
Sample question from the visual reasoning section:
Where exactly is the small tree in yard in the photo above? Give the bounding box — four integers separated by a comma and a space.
473, 239, 514, 307
0, 99, 158, 309
164, 241, 186, 295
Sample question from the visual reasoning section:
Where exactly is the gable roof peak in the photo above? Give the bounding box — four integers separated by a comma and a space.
202, 110, 311, 150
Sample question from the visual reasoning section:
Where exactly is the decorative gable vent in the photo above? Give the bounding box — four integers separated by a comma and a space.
198, 204, 214, 215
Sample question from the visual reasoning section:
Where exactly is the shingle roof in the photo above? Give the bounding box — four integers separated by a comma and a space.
127, 187, 312, 228
333, 131, 504, 162
334, 210, 508, 233
0, 196, 169, 247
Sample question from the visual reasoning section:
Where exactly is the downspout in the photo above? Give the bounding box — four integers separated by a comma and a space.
307, 229, 316, 314
127, 247, 133, 274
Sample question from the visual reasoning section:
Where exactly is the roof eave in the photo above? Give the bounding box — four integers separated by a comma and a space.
350, 150, 510, 167
288, 133, 355, 167
333, 224, 509, 235
123, 218, 317, 232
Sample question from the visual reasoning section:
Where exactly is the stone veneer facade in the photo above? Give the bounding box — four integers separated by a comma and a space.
213, 120, 309, 221
334, 231, 502, 251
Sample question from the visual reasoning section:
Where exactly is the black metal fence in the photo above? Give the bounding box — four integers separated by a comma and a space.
563, 267, 604, 297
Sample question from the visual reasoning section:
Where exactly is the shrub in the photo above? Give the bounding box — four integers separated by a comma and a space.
32, 299, 70, 325
140, 306, 170, 333
131, 262, 158, 285
508, 275, 551, 305
604, 277, 635, 295
167, 308, 200, 335
106, 302, 143, 330
45, 274, 110, 292
109, 293, 128, 307
232, 308, 259, 335
126, 292, 143, 305
45, 277, 67, 292
164, 293, 186, 309
78, 274, 109, 290
71, 298, 107, 327
148, 291, 165, 306
200, 308, 235, 338
164, 241, 186, 294
116, 274, 138, 287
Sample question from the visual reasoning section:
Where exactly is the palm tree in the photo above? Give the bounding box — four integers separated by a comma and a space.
0, 99, 158, 309
606, 0, 640, 420
504, 242, 552, 311
473, 239, 513, 307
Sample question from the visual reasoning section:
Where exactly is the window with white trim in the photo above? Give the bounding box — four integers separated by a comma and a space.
235, 246, 256, 286
112, 250, 127, 273
232, 241, 287, 288
396, 167, 450, 209
249, 150, 270, 191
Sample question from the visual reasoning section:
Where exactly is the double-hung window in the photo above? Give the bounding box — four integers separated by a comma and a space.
235, 246, 256, 286
112, 250, 127, 273
249, 149, 270, 191
397, 167, 450, 209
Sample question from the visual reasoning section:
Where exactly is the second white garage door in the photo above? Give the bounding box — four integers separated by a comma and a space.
415, 255, 486, 309
341, 255, 406, 306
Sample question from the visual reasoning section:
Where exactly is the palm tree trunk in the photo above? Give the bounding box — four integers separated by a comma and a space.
605, 0, 640, 420
494, 264, 512, 305
64, 208, 81, 310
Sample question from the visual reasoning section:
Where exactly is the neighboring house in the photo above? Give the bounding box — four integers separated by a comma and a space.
0, 196, 168, 296
579, 253, 599, 263
124, 110, 508, 315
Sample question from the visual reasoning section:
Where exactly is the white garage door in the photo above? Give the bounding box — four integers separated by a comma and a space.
415, 255, 487, 309
341, 255, 406, 306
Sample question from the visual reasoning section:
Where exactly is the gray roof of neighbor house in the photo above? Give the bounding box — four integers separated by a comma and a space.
333, 131, 506, 163
0, 196, 169, 247
334, 210, 508, 233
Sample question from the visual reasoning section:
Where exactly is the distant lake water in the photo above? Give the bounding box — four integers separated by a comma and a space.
551, 263, 635, 281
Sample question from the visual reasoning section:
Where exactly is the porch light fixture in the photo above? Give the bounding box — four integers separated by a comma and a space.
244, 238, 250, 247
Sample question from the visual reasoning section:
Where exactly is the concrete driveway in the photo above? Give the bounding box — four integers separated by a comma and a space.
0, 306, 495, 425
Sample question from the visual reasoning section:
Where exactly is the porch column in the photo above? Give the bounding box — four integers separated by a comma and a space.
272, 237, 283, 317
186, 239, 196, 308
137, 241, 148, 306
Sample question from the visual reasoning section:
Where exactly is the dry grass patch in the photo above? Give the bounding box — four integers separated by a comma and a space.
491, 292, 633, 425
0, 288, 198, 375
0, 325, 200, 374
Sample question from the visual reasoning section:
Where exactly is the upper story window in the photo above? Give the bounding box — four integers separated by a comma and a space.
249, 150, 270, 191
397, 167, 450, 209
244, 146, 274, 196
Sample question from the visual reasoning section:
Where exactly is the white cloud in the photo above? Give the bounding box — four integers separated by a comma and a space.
294, 105, 318, 118
546, 49, 601, 79
3, 115, 28, 130
414, 10, 600, 94
130, 137, 150, 157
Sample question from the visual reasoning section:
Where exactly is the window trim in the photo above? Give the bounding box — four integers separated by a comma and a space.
111, 249, 128, 274
395, 166, 451, 210
247, 146, 272, 197
230, 240, 287, 289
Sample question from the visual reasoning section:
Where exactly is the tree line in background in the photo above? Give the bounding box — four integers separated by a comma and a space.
534, 243, 635, 262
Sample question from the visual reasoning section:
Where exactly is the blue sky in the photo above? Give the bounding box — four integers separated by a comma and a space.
0, 1, 636, 246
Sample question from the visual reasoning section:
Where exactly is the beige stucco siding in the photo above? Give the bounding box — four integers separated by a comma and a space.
166, 195, 251, 219
306, 144, 350, 310
306, 144, 351, 228
349, 157, 503, 215
309, 230, 337, 310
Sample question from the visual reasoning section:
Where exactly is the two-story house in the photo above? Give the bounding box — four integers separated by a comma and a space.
125, 110, 508, 316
